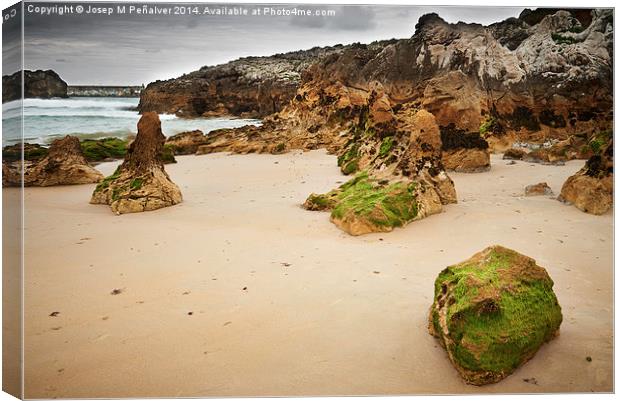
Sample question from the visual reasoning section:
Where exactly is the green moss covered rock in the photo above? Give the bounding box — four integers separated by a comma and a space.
428, 245, 562, 385
303, 171, 442, 235
2, 143, 49, 162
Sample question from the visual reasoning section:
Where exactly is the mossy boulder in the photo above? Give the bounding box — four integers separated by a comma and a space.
303, 171, 442, 235
428, 245, 562, 385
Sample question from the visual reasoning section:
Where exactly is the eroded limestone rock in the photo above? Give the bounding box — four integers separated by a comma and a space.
558, 139, 613, 215
90, 112, 182, 214
3, 136, 103, 187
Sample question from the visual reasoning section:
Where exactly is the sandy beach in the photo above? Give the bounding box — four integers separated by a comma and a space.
17, 152, 612, 397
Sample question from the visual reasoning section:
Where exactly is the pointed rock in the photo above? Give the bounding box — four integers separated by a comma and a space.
90, 112, 182, 214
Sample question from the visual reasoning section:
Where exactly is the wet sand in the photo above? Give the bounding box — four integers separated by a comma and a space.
18, 152, 612, 397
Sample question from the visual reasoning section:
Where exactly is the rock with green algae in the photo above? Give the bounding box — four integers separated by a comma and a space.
303, 171, 442, 235
428, 245, 562, 385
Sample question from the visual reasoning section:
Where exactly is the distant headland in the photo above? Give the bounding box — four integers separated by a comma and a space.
2, 69, 143, 102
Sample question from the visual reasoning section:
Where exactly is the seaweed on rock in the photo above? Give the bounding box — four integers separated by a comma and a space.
428, 245, 563, 385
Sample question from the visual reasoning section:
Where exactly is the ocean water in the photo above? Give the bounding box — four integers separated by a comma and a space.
1, 97, 261, 146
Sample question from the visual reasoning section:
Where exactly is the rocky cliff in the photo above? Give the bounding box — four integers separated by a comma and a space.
2, 70, 68, 103
137, 43, 391, 118
199, 8, 612, 154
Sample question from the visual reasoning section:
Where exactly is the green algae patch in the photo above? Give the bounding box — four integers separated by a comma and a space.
130, 177, 144, 190
341, 159, 359, 175
428, 245, 562, 385
81, 138, 127, 162
273, 143, 286, 153
379, 136, 394, 158
588, 130, 612, 154
479, 116, 498, 135
337, 143, 360, 175
161, 144, 177, 164
304, 172, 423, 235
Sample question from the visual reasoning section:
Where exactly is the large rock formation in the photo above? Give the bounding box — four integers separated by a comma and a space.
137, 8, 612, 231
137, 45, 356, 118
90, 113, 182, 214
2, 70, 68, 102
181, 9, 612, 233
429, 245, 563, 385
409, 9, 612, 146
171, 9, 611, 149
558, 138, 613, 215
2, 136, 103, 187
301, 106, 456, 235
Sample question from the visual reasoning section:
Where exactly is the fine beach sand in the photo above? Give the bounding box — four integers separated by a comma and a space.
15, 152, 612, 397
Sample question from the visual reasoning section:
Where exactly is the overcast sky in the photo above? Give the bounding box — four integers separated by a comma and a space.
5, 2, 524, 85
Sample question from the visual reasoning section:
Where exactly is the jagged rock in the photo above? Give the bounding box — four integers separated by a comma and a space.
138, 45, 352, 118
90, 112, 182, 214
3, 136, 103, 187
176, 8, 612, 158
502, 148, 527, 160
558, 139, 613, 214
302, 107, 455, 235
429, 245, 562, 385
2, 70, 68, 102
141, 9, 612, 151
166, 130, 208, 155
194, 122, 299, 155
525, 182, 554, 196
518, 8, 594, 27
